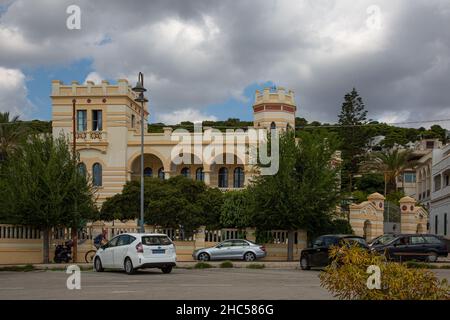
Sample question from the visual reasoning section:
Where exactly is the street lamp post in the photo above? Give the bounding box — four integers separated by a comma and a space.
71, 98, 78, 262
132, 73, 148, 233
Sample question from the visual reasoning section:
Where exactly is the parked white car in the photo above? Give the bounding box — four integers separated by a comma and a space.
93, 233, 176, 274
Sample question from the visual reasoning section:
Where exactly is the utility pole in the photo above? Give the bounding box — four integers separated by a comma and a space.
72, 98, 78, 262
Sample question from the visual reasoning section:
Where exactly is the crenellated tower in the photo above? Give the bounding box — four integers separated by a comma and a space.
252, 87, 296, 130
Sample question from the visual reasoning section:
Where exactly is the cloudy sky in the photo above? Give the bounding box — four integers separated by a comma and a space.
0, 0, 449, 126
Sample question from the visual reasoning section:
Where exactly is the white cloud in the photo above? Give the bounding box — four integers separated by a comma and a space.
0, 66, 33, 118
155, 108, 217, 125
84, 72, 103, 84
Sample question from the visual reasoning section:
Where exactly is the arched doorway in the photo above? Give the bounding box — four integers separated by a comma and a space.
416, 223, 423, 234
363, 220, 372, 241
130, 154, 164, 181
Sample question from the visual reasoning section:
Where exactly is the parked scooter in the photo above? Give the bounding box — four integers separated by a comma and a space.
54, 240, 73, 263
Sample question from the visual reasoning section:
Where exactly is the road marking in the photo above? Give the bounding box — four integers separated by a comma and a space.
179, 284, 232, 287
82, 285, 129, 288
111, 290, 139, 294
1, 287, 24, 290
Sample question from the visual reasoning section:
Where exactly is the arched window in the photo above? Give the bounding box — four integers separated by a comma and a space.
92, 163, 102, 186
158, 167, 165, 180
181, 167, 190, 178
233, 167, 245, 188
77, 162, 87, 178
270, 122, 276, 130
218, 167, 228, 188
196, 168, 204, 181
144, 167, 153, 177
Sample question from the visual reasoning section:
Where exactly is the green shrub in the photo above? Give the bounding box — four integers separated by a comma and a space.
246, 263, 265, 269
194, 262, 213, 269
0, 264, 35, 272
405, 261, 438, 269
319, 245, 449, 300
220, 261, 233, 268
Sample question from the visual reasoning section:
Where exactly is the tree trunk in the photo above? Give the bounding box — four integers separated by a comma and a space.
287, 230, 295, 261
42, 227, 50, 264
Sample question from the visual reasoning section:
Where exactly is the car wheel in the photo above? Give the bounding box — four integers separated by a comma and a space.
124, 257, 135, 275
427, 252, 438, 263
161, 266, 173, 274
300, 255, 310, 270
198, 252, 210, 261
94, 257, 104, 272
244, 252, 256, 262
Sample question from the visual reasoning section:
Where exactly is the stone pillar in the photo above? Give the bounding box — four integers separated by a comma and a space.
195, 226, 206, 249
203, 170, 211, 186
400, 196, 417, 234
144, 224, 155, 233
245, 228, 256, 242
164, 170, 172, 179
297, 230, 308, 249
367, 192, 385, 240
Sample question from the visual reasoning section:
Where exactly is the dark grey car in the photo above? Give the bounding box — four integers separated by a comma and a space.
192, 239, 267, 262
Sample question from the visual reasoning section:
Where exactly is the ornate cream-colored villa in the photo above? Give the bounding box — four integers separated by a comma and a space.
51, 79, 297, 205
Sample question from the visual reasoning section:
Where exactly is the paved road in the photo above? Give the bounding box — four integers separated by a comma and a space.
0, 267, 333, 300
1, 268, 449, 300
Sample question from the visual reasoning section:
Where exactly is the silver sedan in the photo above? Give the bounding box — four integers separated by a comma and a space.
192, 239, 267, 262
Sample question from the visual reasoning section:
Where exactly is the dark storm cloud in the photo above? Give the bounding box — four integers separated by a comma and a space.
0, 0, 449, 125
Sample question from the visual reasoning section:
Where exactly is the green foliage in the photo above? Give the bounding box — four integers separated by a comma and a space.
251, 129, 341, 240
246, 263, 265, 269
0, 112, 27, 162
354, 173, 384, 195
320, 245, 450, 300
219, 261, 233, 268
194, 262, 214, 269
0, 264, 35, 272
101, 176, 223, 234
361, 149, 415, 194
337, 88, 368, 190
322, 219, 353, 235
0, 134, 97, 227
220, 190, 254, 229
0, 134, 97, 262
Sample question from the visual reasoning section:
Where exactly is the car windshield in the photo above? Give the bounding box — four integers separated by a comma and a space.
372, 234, 395, 245
341, 237, 367, 247
141, 235, 172, 246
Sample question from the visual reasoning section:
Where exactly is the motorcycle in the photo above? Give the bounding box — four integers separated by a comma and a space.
54, 240, 73, 263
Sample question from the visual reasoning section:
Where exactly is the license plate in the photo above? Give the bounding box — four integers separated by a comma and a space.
152, 249, 165, 254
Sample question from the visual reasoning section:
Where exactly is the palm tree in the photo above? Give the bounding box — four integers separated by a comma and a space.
0, 112, 26, 161
361, 149, 416, 196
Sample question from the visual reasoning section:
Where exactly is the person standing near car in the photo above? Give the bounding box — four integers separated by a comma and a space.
93, 229, 108, 249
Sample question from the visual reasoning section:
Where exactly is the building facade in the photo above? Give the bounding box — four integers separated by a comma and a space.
51, 80, 297, 205
430, 144, 450, 239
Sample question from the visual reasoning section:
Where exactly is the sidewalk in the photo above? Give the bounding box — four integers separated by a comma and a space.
0, 261, 302, 270
1, 258, 449, 270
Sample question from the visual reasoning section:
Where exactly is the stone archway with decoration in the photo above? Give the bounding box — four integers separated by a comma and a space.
349, 193, 385, 241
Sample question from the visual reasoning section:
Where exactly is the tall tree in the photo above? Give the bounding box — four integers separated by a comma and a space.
251, 130, 341, 260
0, 134, 97, 263
338, 88, 368, 192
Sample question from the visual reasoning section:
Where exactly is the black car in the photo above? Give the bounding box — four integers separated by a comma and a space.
371, 234, 448, 262
300, 234, 368, 270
